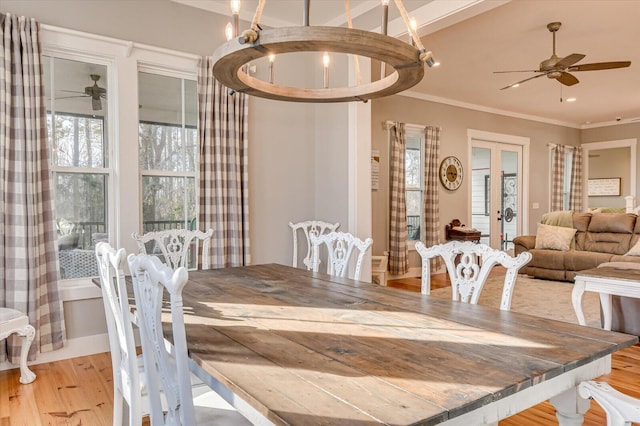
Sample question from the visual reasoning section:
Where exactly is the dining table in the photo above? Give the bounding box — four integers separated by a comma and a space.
128, 263, 638, 425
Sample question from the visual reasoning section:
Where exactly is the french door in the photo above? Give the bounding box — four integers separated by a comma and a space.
470, 139, 524, 251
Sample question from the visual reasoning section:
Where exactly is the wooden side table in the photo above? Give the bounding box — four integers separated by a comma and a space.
445, 224, 481, 242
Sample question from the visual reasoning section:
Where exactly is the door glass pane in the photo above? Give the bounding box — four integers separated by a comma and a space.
501, 150, 519, 251
471, 147, 490, 245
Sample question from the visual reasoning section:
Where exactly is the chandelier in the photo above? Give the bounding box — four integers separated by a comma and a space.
212, 0, 436, 103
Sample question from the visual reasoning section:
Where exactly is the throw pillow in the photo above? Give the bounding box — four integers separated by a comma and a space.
626, 239, 640, 256
534, 223, 577, 251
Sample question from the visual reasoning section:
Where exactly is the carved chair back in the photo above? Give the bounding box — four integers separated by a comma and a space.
127, 253, 194, 426
132, 228, 213, 270
95, 242, 142, 425
415, 240, 532, 310
289, 220, 340, 270
311, 231, 373, 280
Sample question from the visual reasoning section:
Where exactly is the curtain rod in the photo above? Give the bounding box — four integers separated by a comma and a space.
382, 120, 441, 131
547, 143, 579, 150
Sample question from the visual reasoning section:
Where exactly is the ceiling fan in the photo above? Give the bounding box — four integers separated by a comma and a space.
57, 74, 107, 110
495, 22, 631, 90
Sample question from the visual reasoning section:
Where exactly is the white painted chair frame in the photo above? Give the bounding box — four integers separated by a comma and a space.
310, 231, 373, 281
578, 380, 640, 426
95, 242, 143, 426
289, 220, 340, 270
415, 240, 532, 311
132, 228, 214, 270
0, 308, 36, 384
128, 253, 194, 425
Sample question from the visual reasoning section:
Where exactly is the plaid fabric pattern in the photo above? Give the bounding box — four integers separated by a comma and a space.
0, 13, 65, 363
388, 123, 408, 275
197, 57, 250, 268
551, 144, 566, 211
423, 127, 442, 271
570, 145, 583, 211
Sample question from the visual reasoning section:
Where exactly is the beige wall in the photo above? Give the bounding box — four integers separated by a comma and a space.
588, 147, 630, 208
582, 122, 640, 201
371, 95, 582, 271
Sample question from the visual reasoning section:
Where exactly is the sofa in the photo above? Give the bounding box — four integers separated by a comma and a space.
514, 212, 640, 335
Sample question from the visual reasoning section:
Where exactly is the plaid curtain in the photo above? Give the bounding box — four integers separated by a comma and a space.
197, 57, 250, 268
551, 144, 566, 211
423, 127, 442, 271
0, 13, 65, 362
569, 146, 583, 211
388, 123, 408, 275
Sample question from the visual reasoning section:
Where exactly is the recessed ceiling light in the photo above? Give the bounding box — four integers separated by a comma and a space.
566, 97, 576, 102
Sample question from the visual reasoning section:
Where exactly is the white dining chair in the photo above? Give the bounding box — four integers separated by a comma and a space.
289, 220, 340, 270
127, 253, 251, 425
578, 380, 640, 426
415, 240, 532, 310
310, 231, 373, 280
132, 228, 214, 270
0, 308, 36, 384
95, 242, 143, 426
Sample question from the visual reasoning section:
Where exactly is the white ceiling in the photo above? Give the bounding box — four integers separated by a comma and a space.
175, 0, 640, 128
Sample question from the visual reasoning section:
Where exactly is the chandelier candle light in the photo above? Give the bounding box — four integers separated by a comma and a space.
212, 0, 437, 103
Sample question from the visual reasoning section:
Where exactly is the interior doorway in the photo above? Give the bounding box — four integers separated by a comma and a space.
468, 130, 529, 251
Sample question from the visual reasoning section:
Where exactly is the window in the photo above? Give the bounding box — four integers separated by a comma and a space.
138, 72, 198, 266
405, 128, 424, 241
44, 56, 111, 280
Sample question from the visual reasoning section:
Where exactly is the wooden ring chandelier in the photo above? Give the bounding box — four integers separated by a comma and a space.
211, 1, 431, 103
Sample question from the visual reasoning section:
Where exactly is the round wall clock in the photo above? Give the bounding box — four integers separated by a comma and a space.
439, 156, 463, 191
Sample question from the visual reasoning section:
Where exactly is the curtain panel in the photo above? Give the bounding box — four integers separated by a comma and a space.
551, 144, 566, 211
197, 57, 250, 268
569, 146, 583, 211
388, 123, 409, 275
0, 13, 65, 363
423, 126, 442, 271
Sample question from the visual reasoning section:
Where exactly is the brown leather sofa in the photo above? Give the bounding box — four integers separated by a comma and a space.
514, 212, 640, 335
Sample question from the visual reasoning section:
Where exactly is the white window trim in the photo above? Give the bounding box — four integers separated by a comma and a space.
40, 25, 199, 301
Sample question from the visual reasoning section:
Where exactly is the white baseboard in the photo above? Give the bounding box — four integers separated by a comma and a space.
0, 333, 110, 372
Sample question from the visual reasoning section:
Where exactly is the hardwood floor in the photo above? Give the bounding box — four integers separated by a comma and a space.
1, 273, 638, 425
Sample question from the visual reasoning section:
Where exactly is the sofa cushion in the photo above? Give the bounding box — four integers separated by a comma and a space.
534, 223, 576, 251
626, 239, 640, 256
572, 213, 592, 232
588, 213, 636, 233
526, 249, 567, 270
583, 232, 632, 255
564, 251, 614, 271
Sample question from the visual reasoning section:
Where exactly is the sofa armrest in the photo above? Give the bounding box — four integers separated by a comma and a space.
513, 235, 536, 255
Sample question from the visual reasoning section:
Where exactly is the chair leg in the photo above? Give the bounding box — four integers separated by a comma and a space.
17, 324, 36, 384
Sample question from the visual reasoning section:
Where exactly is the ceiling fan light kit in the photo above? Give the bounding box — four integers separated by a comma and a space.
211, 0, 435, 103
496, 21, 631, 91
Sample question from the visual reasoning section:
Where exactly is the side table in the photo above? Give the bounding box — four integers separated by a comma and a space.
572, 265, 640, 330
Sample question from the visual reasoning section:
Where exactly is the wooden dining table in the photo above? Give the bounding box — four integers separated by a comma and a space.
144, 263, 637, 425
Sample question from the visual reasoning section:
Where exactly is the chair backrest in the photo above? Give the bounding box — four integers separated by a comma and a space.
415, 240, 532, 310
579, 380, 640, 425
127, 253, 194, 426
310, 231, 373, 280
132, 228, 214, 270
94, 242, 142, 423
289, 220, 340, 270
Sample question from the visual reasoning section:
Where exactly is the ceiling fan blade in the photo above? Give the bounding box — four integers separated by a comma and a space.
500, 73, 547, 90
60, 89, 86, 94
556, 72, 579, 86
556, 53, 586, 68
493, 69, 540, 74
568, 61, 631, 71
92, 97, 102, 111
53, 95, 89, 100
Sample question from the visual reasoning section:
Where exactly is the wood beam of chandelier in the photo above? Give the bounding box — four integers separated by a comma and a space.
211, 1, 432, 103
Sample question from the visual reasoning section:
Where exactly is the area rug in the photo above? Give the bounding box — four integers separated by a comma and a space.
428, 274, 603, 328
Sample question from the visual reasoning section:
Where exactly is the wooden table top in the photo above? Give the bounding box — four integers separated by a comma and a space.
173, 263, 637, 425
576, 266, 640, 282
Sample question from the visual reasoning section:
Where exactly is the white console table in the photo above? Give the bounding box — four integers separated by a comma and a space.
573, 265, 640, 330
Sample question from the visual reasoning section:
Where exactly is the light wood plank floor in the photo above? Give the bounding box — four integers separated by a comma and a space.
1, 273, 638, 425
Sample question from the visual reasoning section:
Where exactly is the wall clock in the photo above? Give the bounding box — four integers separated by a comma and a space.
439, 156, 463, 190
